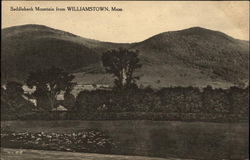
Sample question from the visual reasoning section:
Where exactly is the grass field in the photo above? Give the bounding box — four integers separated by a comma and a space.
1, 120, 248, 159
1, 148, 190, 160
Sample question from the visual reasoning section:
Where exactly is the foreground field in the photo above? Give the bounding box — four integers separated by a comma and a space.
1, 148, 189, 160
1, 120, 248, 159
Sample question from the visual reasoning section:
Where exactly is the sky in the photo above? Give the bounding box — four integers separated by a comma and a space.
2, 1, 249, 43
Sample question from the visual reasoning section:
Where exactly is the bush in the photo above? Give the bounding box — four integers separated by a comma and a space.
1, 129, 116, 154
157, 87, 202, 112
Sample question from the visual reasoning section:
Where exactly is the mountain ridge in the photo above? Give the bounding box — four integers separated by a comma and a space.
2, 24, 249, 88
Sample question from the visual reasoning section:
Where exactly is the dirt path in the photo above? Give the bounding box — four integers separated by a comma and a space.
1, 148, 191, 160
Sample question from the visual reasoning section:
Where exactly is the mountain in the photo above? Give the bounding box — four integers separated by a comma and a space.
129, 27, 249, 88
1, 24, 249, 88
1, 25, 127, 82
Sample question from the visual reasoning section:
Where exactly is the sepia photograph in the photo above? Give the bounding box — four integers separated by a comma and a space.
1, 1, 249, 160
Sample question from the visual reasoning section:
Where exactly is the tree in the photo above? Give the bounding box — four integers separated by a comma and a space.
1, 81, 35, 119
5, 81, 24, 99
102, 48, 142, 89
1, 81, 24, 113
26, 66, 76, 110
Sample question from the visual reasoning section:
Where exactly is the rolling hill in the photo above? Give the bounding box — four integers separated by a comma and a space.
1, 24, 249, 88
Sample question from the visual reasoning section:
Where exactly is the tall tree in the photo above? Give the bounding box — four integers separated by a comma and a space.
26, 66, 75, 110
102, 48, 142, 89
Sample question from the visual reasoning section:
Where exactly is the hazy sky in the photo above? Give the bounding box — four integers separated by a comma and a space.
2, 1, 249, 43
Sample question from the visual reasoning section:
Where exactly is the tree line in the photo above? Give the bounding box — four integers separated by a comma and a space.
1, 47, 249, 120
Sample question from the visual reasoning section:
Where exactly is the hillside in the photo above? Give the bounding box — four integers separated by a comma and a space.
1, 25, 128, 83
129, 27, 249, 88
1, 25, 249, 88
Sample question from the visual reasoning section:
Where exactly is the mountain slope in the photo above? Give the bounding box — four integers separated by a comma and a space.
1, 24, 127, 83
1, 25, 249, 88
128, 27, 249, 87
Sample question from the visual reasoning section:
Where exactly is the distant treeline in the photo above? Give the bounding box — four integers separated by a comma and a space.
75, 86, 248, 114
1, 85, 249, 121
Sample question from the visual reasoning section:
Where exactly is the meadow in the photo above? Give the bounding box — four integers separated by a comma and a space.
1, 120, 248, 159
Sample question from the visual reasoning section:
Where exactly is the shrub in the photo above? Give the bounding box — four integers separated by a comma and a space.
1, 129, 116, 154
